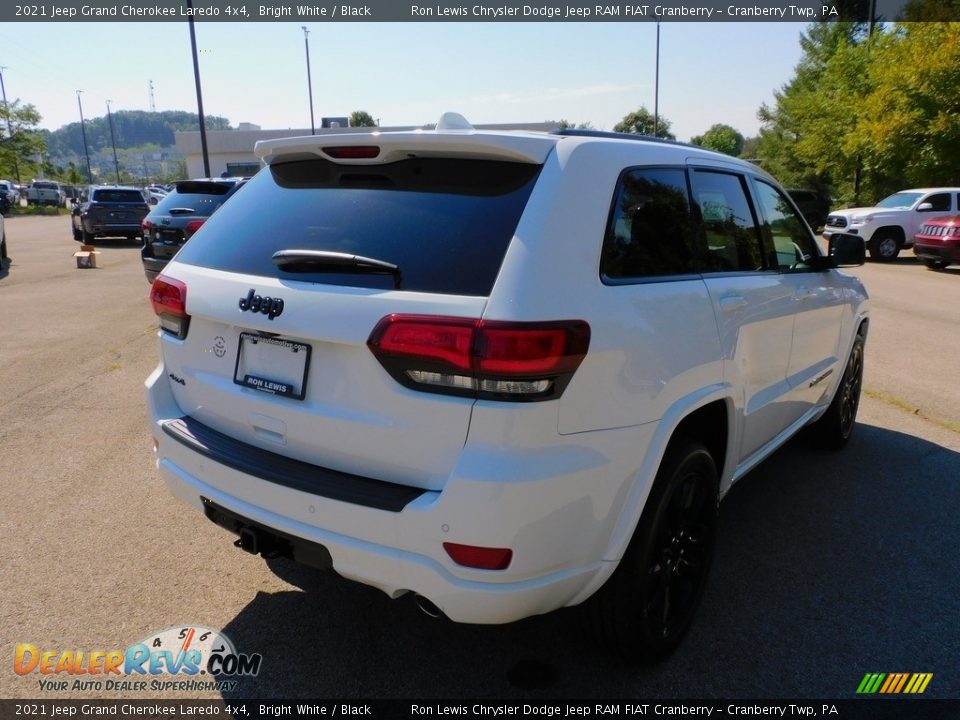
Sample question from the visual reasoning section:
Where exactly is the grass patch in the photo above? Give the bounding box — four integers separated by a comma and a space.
864, 387, 960, 434
8, 204, 71, 217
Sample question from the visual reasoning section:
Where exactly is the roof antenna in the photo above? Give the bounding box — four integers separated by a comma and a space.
436, 112, 474, 132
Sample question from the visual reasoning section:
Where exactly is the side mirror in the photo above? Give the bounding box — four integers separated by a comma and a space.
828, 233, 865, 267
916, 202, 933, 212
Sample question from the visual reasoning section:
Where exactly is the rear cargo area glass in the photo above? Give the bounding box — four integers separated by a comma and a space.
173, 157, 541, 296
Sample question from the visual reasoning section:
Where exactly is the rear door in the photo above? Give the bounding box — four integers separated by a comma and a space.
158, 155, 542, 490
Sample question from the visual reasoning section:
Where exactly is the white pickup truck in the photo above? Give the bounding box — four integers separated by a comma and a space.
25, 180, 66, 207
822, 187, 960, 261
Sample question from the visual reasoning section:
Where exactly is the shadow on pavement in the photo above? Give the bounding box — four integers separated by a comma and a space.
217, 423, 960, 699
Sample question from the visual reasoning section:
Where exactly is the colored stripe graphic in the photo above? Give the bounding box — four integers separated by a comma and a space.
857, 673, 932, 694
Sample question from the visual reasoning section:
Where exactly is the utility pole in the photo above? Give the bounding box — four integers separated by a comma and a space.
106, 100, 121, 184
76, 90, 93, 184
0, 66, 21, 185
302, 26, 316, 135
187, 0, 211, 177
653, 21, 661, 138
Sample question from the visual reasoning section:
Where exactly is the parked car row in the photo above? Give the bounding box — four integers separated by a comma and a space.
823, 187, 960, 266
64, 179, 248, 281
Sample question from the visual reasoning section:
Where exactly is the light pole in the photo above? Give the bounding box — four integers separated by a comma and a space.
653, 21, 661, 138
0, 66, 21, 185
187, 0, 211, 178
302, 26, 316, 135
106, 100, 121, 184
76, 90, 93, 184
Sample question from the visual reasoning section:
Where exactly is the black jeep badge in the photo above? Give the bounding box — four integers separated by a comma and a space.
239, 289, 285, 320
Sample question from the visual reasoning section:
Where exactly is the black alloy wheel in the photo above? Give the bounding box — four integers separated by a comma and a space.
585, 440, 718, 661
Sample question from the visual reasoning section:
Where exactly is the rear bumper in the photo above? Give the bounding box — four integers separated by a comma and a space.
83, 219, 143, 236
144, 364, 647, 624
141, 254, 168, 283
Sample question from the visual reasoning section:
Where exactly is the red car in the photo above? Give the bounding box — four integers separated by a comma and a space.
914, 216, 960, 269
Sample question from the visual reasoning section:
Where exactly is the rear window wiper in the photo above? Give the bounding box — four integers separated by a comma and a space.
272, 249, 402, 289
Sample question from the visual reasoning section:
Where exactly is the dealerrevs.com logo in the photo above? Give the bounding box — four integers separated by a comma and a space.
14, 625, 262, 693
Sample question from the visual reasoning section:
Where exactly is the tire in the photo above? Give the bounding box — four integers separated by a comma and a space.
1, 233, 7, 264
584, 440, 718, 662
808, 332, 865, 450
923, 259, 948, 270
869, 232, 900, 262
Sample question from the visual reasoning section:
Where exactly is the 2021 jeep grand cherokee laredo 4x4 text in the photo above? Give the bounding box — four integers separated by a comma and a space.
146, 115, 869, 660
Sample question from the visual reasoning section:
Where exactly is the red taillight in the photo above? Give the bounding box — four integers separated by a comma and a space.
142, 219, 153, 231
443, 542, 513, 571
150, 275, 190, 339
185, 218, 206, 237
367, 315, 590, 401
369, 316, 475, 372
323, 145, 380, 159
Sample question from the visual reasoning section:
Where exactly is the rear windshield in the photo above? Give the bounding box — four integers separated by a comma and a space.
173, 157, 541, 296
93, 189, 145, 203
153, 186, 231, 218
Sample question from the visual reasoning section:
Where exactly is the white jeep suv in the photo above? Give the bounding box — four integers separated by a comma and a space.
146, 115, 869, 660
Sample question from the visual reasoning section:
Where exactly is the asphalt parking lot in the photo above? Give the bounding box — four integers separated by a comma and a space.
1, 215, 958, 700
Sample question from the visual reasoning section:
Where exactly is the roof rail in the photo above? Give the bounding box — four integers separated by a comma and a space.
551, 127, 693, 150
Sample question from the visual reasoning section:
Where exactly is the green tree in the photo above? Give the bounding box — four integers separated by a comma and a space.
690, 124, 745, 156
556, 119, 595, 130
0, 99, 46, 181
754, 22, 872, 204
613, 106, 675, 139
854, 22, 960, 190
350, 111, 377, 127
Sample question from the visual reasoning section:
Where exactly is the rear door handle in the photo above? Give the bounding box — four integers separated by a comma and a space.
718, 294, 748, 312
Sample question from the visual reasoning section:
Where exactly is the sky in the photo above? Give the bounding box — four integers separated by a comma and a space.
0, 21, 810, 142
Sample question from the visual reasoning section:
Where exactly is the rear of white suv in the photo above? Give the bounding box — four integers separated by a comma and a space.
147, 118, 869, 660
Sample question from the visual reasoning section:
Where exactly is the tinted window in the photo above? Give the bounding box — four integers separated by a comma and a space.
92, 189, 146, 203
153, 187, 230, 218
601, 168, 696, 279
174, 158, 541, 296
691, 171, 765, 273
754, 181, 819, 272
921, 193, 950, 212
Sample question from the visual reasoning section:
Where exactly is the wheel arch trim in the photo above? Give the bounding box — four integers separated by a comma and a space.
566, 385, 733, 607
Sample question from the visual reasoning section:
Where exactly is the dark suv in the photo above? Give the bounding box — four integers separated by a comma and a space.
787, 189, 831, 232
72, 185, 150, 242
141, 179, 246, 283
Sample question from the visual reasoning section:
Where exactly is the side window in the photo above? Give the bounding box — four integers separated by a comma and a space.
753, 180, 820, 272
600, 168, 696, 279
920, 193, 950, 212
691, 170, 765, 273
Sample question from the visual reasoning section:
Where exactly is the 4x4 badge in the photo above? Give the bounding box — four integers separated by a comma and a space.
239, 289, 284, 320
